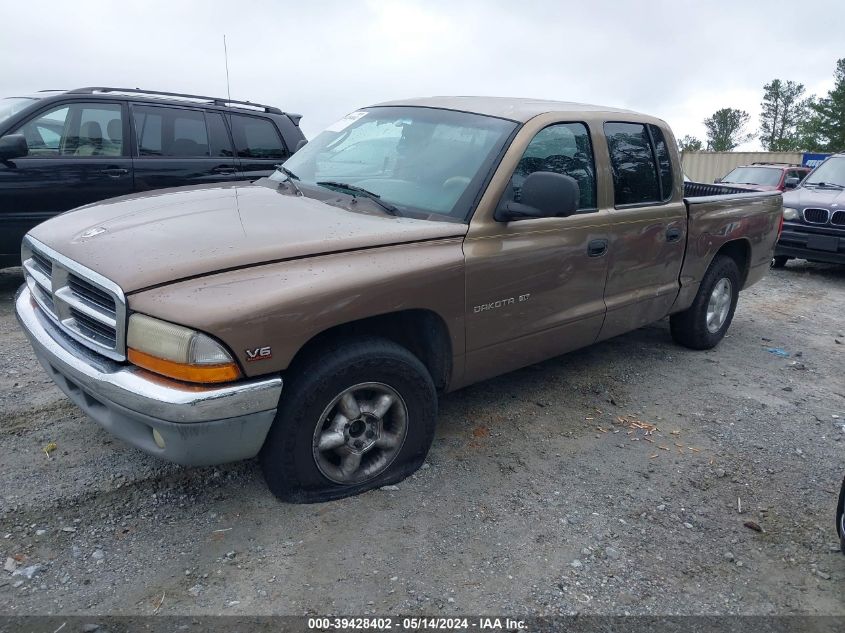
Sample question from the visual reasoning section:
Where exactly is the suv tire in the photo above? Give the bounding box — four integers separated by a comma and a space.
670, 254, 740, 350
260, 336, 436, 503
771, 255, 789, 269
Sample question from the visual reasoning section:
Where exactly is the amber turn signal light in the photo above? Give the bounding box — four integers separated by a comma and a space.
128, 348, 241, 384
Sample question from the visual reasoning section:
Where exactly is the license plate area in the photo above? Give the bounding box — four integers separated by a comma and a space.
806, 234, 839, 252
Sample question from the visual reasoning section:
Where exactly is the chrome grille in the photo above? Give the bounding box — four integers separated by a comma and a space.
803, 208, 830, 224
21, 236, 126, 361
831, 210, 845, 226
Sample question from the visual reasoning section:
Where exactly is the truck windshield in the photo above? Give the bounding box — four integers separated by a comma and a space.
274, 106, 517, 220
721, 167, 782, 186
803, 156, 845, 188
0, 97, 37, 126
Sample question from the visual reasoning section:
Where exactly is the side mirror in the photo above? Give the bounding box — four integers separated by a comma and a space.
784, 177, 799, 189
294, 139, 308, 153
0, 134, 28, 160
496, 171, 579, 221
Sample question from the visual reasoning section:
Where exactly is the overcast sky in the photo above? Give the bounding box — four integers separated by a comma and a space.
2, 0, 842, 150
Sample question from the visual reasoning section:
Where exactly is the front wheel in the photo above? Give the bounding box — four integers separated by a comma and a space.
670, 254, 740, 350
260, 336, 437, 503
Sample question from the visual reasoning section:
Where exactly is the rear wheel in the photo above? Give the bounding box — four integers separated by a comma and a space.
772, 255, 789, 269
670, 255, 740, 350
260, 337, 436, 503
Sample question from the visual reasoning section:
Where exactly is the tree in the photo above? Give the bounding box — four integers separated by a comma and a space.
800, 58, 845, 152
759, 79, 810, 151
678, 135, 703, 152
704, 108, 753, 151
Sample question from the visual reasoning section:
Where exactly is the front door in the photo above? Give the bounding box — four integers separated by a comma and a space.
0, 100, 133, 258
463, 121, 611, 384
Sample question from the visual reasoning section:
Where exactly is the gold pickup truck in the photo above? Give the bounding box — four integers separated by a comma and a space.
15, 97, 783, 502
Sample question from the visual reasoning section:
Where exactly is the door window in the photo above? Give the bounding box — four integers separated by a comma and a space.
230, 115, 287, 159
505, 122, 597, 211
648, 124, 673, 200
206, 112, 234, 157
604, 122, 661, 205
133, 105, 210, 157
10, 103, 124, 157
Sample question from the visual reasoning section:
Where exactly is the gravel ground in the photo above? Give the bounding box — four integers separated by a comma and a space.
0, 262, 843, 616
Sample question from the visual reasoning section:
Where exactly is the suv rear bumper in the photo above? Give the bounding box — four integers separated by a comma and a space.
15, 285, 282, 466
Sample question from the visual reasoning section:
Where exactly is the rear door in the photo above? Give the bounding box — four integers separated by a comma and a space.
229, 114, 290, 179
597, 121, 686, 341
130, 104, 239, 192
0, 100, 133, 258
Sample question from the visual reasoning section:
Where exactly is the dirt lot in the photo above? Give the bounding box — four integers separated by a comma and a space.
0, 262, 843, 616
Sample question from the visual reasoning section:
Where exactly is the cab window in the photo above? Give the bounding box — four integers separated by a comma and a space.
604, 122, 661, 205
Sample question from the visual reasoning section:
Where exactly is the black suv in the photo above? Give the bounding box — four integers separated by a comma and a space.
0, 87, 306, 267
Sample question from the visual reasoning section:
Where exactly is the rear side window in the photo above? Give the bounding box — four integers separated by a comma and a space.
133, 105, 210, 157
206, 113, 233, 157
230, 115, 287, 159
648, 124, 673, 200
604, 122, 661, 205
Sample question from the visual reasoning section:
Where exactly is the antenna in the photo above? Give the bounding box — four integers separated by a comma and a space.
223, 34, 232, 104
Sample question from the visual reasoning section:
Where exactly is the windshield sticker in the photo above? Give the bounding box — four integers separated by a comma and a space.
325, 110, 367, 133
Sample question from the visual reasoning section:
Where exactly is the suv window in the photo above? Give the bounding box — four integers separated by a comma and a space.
604, 122, 661, 205
11, 102, 124, 157
230, 115, 286, 159
133, 105, 210, 157
507, 122, 597, 210
206, 112, 234, 157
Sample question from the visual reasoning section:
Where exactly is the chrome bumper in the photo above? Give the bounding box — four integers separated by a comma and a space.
15, 285, 283, 466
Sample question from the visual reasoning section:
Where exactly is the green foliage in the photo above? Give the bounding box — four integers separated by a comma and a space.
678, 135, 703, 152
704, 108, 753, 151
799, 58, 845, 152
759, 79, 810, 151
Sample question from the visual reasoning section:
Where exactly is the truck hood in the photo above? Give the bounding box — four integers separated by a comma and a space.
783, 185, 845, 209
28, 181, 467, 293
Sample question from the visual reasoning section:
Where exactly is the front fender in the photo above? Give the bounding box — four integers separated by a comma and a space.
127, 239, 466, 378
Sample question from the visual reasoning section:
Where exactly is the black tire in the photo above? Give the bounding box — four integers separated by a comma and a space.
260, 336, 437, 503
837, 476, 845, 555
670, 254, 740, 350
771, 255, 789, 269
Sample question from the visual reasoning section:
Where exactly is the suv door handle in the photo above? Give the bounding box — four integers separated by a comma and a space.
666, 227, 682, 243
587, 239, 608, 257
212, 165, 237, 174
101, 167, 129, 178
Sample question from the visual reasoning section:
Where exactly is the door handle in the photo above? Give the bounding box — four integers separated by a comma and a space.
587, 239, 608, 257
212, 165, 237, 174
101, 167, 129, 178
666, 227, 683, 243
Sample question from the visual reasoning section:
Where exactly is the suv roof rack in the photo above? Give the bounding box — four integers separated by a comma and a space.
67, 87, 284, 115
751, 161, 802, 167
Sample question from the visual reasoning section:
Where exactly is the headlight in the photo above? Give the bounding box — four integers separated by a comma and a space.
127, 314, 241, 384
782, 207, 799, 221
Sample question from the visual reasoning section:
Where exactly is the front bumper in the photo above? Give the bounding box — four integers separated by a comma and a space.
775, 224, 845, 264
15, 285, 283, 466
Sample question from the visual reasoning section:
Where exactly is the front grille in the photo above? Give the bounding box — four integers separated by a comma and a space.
68, 307, 118, 347
22, 238, 126, 361
831, 210, 845, 226
803, 208, 830, 224
68, 274, 116, 315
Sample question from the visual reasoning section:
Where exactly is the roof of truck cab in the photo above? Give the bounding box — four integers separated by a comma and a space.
372, 96, 647, 123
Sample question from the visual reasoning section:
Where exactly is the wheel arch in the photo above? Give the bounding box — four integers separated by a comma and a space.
714, 238, 752, 288
284, 309, 453, 392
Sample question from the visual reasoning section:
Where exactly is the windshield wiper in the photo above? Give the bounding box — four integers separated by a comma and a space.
316, 181, 400, 216
274, 165, 302, 195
